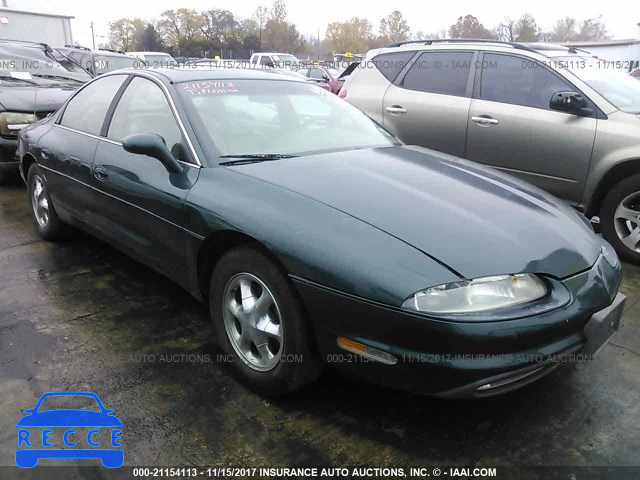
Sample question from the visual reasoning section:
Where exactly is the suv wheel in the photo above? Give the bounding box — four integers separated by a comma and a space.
209, 245, 320, 395
601, 174, 640, 264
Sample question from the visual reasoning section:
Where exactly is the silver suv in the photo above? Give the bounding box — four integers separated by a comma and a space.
342, 39, 640, 264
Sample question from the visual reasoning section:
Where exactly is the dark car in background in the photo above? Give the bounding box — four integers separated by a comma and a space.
0, 40, 91, 184
56, 45, 140, 76
18, 69, 624, 398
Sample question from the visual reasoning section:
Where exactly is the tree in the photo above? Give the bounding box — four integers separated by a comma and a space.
159, 8, 204, 53
139, 23, 164, 51
107, 18, 145, 51
262, 0, 305, 53
497, 14, 540, 42
576, 16, 609, 41
326, 17, 374, 53
550, 16, 609, 42
551, 17, 578, 42
201, 9, 239, 50
379, 10, 410, 44
449, 15, 494, 39
253, 5, 268, 48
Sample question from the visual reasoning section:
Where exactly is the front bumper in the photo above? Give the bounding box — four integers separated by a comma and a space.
294, 251, 623, 397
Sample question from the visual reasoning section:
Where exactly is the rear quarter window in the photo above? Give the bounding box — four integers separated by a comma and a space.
371, 51, 416, 82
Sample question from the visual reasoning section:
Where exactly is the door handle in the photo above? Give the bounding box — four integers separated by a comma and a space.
385, 105, 407, 115
93, 165, 109, 181
40, 148, 51, 160
471, 116, 499, 125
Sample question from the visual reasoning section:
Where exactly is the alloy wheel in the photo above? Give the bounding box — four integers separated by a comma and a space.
614, 192, 640, 253
31, 174, 50, 228
222, 272, 284, 372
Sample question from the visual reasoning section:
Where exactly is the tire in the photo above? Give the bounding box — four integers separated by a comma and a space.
26, 164, 66, 240
600, 174, 640, 264
210, 245, 320, 395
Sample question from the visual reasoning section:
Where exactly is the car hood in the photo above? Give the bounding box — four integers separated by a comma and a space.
16, 410, 123, 427
225, 145, 601, 279
0, 85, 78, 112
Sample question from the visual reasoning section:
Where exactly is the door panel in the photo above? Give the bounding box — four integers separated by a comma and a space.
88, 76, 199, 284
37, 126, 98, 222
466, 53, 597, 202
383, 84, 471, 157
382, 51, 474, 157
91, 141, 199, 282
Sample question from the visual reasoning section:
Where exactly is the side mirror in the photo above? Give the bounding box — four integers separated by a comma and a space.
549, 91, 593, 116
122, 133, 183, 174
322, 74, 330, 82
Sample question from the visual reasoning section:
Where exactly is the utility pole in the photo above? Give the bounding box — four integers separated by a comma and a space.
90, 22, 95, 50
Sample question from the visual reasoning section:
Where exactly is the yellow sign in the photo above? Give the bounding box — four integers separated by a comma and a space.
345, 52, 352, 58
214, 55, 221, 60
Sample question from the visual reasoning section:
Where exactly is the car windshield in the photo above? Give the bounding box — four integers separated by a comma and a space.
179, 79, 399, 158
557, 56, 640, 113
37, 395, 101, 412
94, 55, 139, 73
0, 50, 91, 86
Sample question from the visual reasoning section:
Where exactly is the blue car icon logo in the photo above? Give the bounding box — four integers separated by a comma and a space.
16, 391, 123, 468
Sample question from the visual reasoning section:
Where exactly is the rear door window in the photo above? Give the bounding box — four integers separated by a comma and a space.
400, 51, 473, 97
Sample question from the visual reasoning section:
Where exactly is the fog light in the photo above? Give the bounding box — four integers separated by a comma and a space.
336, 337, 397, 365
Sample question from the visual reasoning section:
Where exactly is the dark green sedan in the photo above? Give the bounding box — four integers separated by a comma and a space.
17, 69, 625, 397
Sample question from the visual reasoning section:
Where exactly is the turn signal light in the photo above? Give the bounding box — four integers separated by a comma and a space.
336, 337, 397, 365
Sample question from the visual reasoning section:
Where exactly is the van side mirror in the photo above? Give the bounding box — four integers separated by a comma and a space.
549, 91, 593, 116
122, 133, 183, 174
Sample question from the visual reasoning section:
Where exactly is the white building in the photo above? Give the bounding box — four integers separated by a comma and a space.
0, 6, 73, 46
567, 23, 640, 72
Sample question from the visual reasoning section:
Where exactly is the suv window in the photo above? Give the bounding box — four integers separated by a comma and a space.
372, 51, 415, 82
401, 51, 473, 96
108, 77, 185, 160
480, 53, 572, 110
60, 74, 127, 135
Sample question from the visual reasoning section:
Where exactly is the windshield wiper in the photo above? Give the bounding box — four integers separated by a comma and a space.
32, 74, 85, 84
219, 154, 297, 165
0, 75, 38, 85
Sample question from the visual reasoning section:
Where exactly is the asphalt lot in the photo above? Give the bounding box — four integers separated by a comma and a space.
1, 179, 639, 478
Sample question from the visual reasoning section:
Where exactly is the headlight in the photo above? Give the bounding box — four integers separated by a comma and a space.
402, 274, 548, 314
0, 112, 36, 136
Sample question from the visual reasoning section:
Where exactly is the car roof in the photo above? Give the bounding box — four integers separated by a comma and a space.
127, 68, 307, 83
377, 39, 587, 60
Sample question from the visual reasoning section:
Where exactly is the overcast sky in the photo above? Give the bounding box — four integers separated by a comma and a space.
9, 0, 640, 48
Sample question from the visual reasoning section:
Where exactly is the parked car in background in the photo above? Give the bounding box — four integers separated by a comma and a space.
297, 65, 344, 94
0, 40, 91, 184
56, 45, 140, 76
274, 69, 332, 91
127, 51, 178, 68
18, 69, 624, 398
343, 39, 640, 263
249, 52, 301, 69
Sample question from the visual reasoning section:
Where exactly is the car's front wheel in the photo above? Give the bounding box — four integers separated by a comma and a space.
27, 165, 66, 240
210, 245, 320, 395
601, 174, 640, 264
